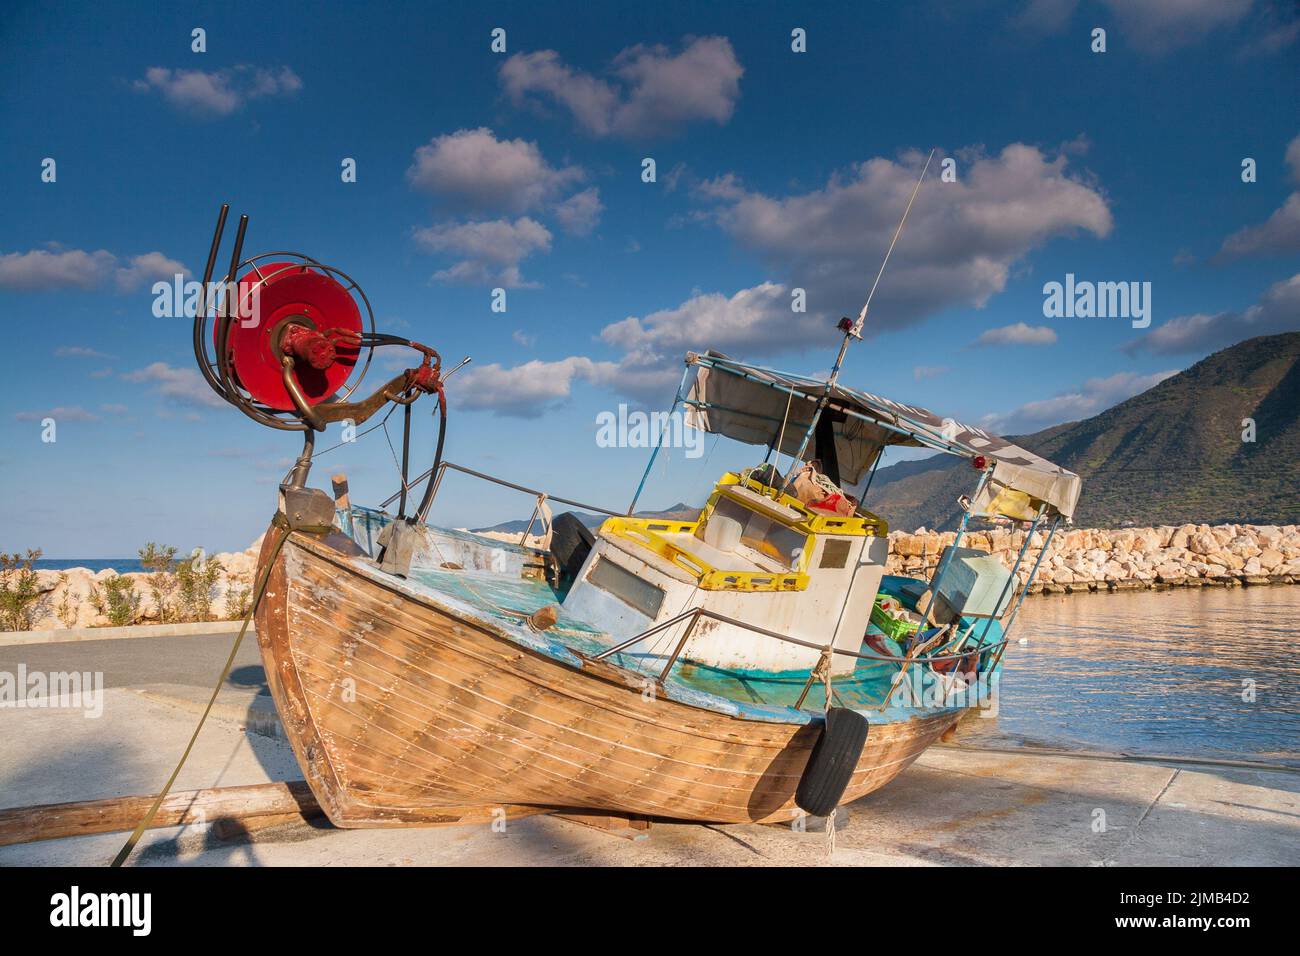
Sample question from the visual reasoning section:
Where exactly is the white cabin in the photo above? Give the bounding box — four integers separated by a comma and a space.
562, 471, 888, 674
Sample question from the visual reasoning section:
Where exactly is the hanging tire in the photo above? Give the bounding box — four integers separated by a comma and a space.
550, 512, 596, 585
795, 707, 870, 817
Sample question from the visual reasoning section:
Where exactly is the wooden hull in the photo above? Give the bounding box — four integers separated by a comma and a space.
255, 525, 960, 828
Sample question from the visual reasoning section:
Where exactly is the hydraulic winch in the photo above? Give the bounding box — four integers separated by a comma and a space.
191, 203, 461, 534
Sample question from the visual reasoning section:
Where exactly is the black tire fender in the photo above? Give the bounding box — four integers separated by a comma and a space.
795, 706, 870, 817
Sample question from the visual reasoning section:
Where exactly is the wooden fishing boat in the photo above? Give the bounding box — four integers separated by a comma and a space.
188, 198, 1081, 831
254, 522, 964, 826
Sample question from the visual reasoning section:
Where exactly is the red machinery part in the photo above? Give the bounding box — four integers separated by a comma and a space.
219, 263, 362, 410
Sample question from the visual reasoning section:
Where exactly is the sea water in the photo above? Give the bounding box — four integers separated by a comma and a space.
958, 585, 1300, 767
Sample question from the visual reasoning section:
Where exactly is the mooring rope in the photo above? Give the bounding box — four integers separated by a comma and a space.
110, 523, 292, 867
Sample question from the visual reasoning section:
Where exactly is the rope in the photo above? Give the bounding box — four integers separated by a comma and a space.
278, 403, 399, 487
110, 524, 291, 867
771, 388, 795, 496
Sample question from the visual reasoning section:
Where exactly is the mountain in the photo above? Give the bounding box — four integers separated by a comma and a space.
473, 502, 699, 534
863, 331, 1300, 531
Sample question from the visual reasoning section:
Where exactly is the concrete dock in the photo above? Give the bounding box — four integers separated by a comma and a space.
2, 632, 1297, 866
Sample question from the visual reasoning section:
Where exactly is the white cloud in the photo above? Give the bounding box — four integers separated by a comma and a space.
600, 281, 811, 358
0, 247, 187, 292
55, 346, 115, 359
697, 143, 1112, 332
123, 362, 224, 409
113, 251, 188, 291
1217, 133, 1300, 259
972, 322, 1059, 347
413, 217, 552, 288
13, 406, 100, 423
552, 187, 604, 236
1099, 0, 1253, 53
134, 65, 302, 117
0, 248, 114, 291
982, 369, 1180, 434
1127, 272, 1300, 355
1011, 0, 1078, 34
452, 281, 812, 415
453, 356, 619, 418
406, 128, 585, 213
500, 36, 743, 138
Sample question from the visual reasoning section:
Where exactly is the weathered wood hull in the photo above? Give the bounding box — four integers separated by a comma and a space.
255, 525, 960, 828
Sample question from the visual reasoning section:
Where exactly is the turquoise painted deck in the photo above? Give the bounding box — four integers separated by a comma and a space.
341, 506, 1002, 725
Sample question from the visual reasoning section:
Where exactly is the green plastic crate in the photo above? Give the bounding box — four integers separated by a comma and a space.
871, 597, 919, 642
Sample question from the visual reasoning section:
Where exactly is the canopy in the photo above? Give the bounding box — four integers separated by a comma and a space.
681, 351, 1082, 521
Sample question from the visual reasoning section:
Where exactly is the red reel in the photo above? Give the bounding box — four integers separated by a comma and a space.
218, 262, 363, 411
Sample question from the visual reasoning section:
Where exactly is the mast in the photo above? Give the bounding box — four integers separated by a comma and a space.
781, 148, 936, 483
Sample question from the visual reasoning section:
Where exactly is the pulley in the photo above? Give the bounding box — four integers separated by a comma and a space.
221, 262, 363, 411
192, 203, 455, 507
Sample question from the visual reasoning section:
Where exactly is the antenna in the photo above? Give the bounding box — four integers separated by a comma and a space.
781, 148, 937, 479
851, 147, 935, 338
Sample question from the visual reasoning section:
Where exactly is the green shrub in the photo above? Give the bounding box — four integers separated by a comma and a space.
177, 549, 224, 623
225, 574, 253, 620
90, 575, 142, 627
0, 550, 47, 631
139, 542, 179, 622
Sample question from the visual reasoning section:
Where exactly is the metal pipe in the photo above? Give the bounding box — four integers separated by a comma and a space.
382, 460, 623, 518
995, 515, 1062, 656
396, 401, 412, 518
593, 604, 1002, 666
519, 500, 540, 547
972, 507, 1045, 654
909, 468, 992, 650
286, 429, 315, 489
626, 365, 691, 516
192, 204, 229, 397
657, 610, 700, 683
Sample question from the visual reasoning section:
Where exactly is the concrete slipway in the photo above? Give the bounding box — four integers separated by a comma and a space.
0, 632, 1296, 867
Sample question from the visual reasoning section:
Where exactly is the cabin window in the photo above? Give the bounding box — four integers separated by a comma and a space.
819, 538, 851, 569
702, 497, 806, 569
587, 557, 665, 618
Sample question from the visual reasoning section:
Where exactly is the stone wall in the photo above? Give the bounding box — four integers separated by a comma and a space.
23, 538, 263, 630
884, 523, 1300, 594
15, 522, 1300, 632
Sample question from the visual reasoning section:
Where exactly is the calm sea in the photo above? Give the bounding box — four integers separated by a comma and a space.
958, 584, 1300, 767
33, 559, 147, 574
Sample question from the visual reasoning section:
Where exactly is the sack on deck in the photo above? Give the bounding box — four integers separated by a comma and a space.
792, 463, 858, 516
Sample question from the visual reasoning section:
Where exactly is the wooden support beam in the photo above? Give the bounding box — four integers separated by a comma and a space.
0, 781, 323, 847
553, 811, 653, 841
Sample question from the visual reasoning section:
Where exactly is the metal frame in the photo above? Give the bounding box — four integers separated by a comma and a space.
381, 459, 624, 519
626, 364, 693, 516
592, 605, 1007, 711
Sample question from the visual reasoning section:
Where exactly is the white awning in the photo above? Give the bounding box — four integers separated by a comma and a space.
681, 351, 1082, 521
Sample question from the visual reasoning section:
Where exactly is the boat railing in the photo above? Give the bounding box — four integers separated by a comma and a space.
380, 460, 1024, 712
380, 460, 626, 541
592, 604, 1007, 711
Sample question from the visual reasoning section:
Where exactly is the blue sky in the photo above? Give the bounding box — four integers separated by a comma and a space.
1, 0, 1298, 556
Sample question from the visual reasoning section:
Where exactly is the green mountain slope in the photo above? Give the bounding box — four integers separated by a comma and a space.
863, 331, 1300, 531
